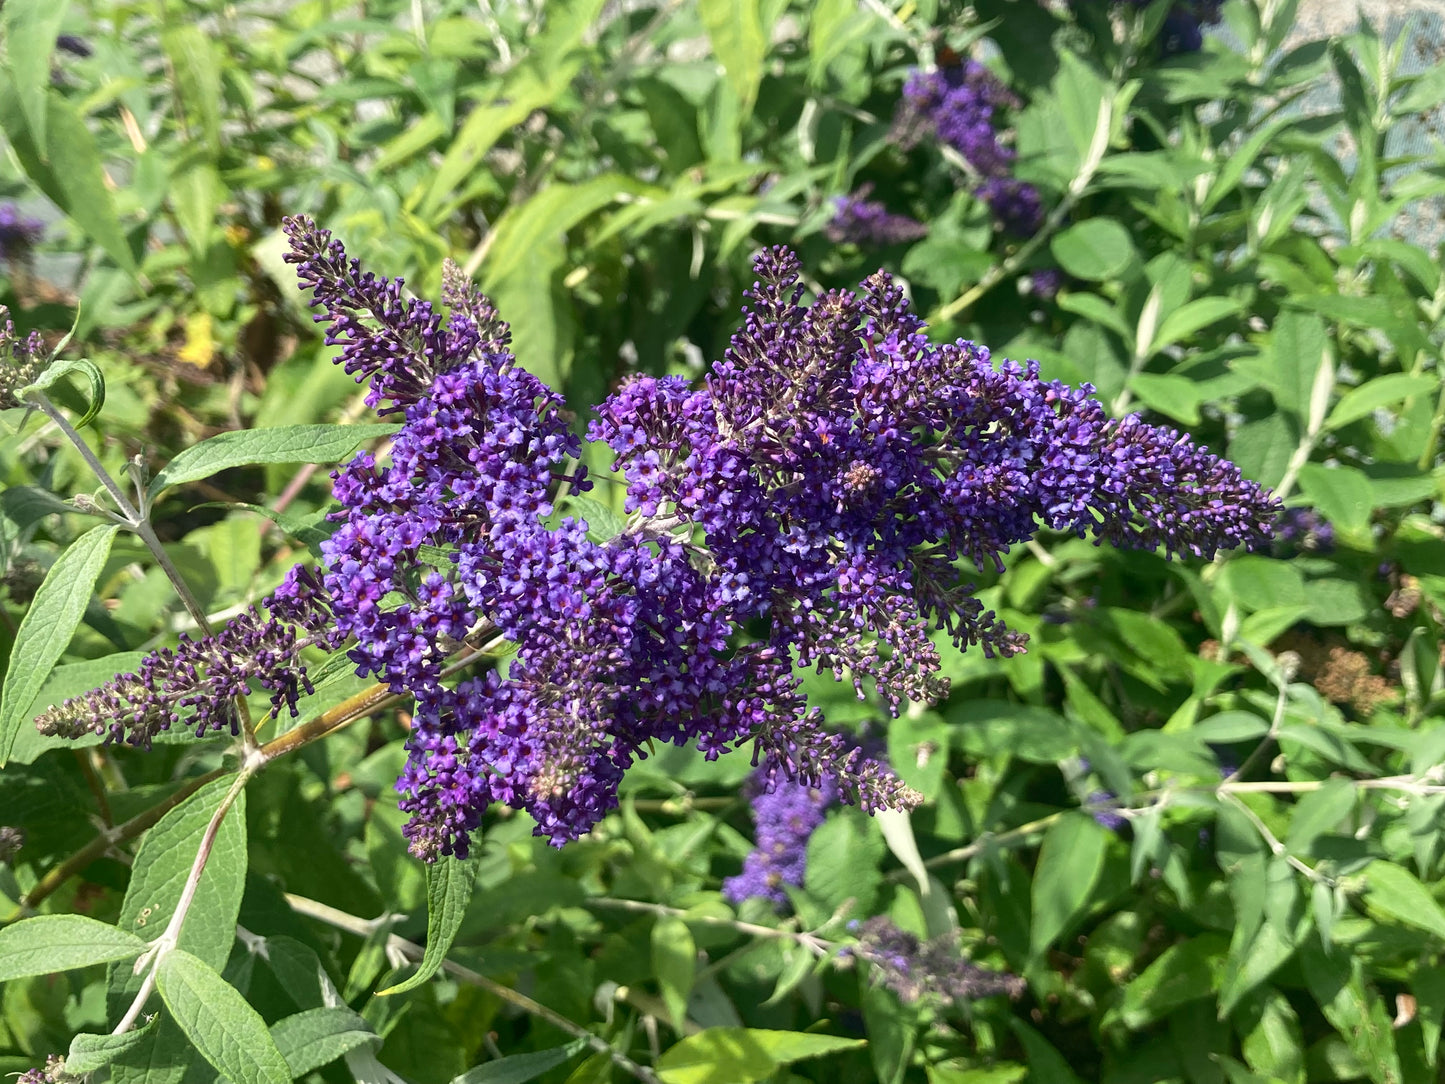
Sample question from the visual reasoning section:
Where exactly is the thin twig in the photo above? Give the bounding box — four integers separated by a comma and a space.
587, 897, 837, 956
284, 894, 662, 1084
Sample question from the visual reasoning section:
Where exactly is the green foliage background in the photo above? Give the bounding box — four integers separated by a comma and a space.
1, 0, 1444, 1081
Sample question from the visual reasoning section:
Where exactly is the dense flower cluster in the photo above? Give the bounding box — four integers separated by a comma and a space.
280, 219, 924, 857
894, 60, 1043, 236
43, 221, 1276, 861
1273, 506, 1335, 556
847, 917, 1025, 1003
826, 185, 928, 246
724, 770, 839, 909
0, 205, 44, 263
36, 570, 340, 745
0, 307, 50, 409
1030, 267, 1066, 301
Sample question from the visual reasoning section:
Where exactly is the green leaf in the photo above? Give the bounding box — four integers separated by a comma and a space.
1202, 114, 1297, 213
20, 358, 106, 429
1057, 291, 1134, 342
156, 949, 291, 1084
1269, 310, 1330, 418
379, 854, 475, 995
1326, 373, 1440, 431
804, 809, 886, 914
0, 523, 119, 766
1030, 813, 1109, 960
1192, 711, 1270, 743
480, 176, 644, 294
656, 1028, 865, 1084
1228, 413, 1298, 490
148, 423, 399, 498
698, 0, 768, 117
65, 1014, 160, 1073
1217, 556, 1306, 613
419, 0, 603, 221
1235, 988, 1305, 1084
111, 776, 248, 992
0, 915, 147, 981
652, 917, 697, 1034
1050, 219, 1136, 281
0, 0, 71, 148
452, 1041, 589, 1084
1299, 936, 1402, 1084
1008, 1020, 1083, 1084
1114, 935, 1226, 1029
1152, 297, 1243, 352
160, 26, 222, 154
269, 1006, 379, 1077
0, 75, 137, 273
949, 701, 1079, 763
1361, 860, 1445, 942
1297, 464, 1374, 534
1413, 966, 1445, 1067
558, 494, 625, 542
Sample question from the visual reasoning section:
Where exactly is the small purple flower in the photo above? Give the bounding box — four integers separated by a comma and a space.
1030, 268, 1066, 300
1087, 790, 1127, 831
45, 221, 1277, 865
894, 61, 1020, 178
826, 185, 928, 246
849, 917, 1024, 1003
1273, 506, 1335, 556
0, 205, 44, 262
978, 177, 1044, 237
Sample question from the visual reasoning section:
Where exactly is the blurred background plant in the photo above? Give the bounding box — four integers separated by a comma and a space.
1, 0, 1444, 1081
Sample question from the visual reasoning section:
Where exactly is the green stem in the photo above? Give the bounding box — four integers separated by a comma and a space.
932, 90, 1115, 327
28, 391, 259, 748
285, 893, 663, 1084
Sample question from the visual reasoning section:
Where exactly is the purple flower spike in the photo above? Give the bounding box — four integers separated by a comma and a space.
724, 770, 839, 910
826, 185, 928, 246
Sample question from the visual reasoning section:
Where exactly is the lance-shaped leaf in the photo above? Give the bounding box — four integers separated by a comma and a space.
0, 524, 119, 766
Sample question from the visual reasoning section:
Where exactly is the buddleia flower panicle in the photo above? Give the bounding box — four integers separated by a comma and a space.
847, 917, 1025, 1003
36, 567, 340, 747
724, 769, 839, 910
892, 59, 1045, 236
826, 185, 929, 246
0, 204, 44, 264
44, 219, 1275, 864
0, 306, 51, 409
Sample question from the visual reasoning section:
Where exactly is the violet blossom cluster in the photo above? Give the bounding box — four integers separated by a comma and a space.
894, 60, 1043, 236
826, 184, 928, 246
1273, 506, 1335, 556
847, 917, 1025, 1003
0, 307, 49, 409
0, 205, 44, 263
36, 568, 341, 745
41, 220, 1276, 861
723, 770, 839, 910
